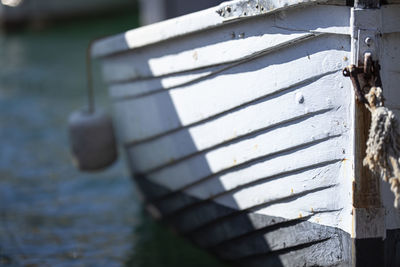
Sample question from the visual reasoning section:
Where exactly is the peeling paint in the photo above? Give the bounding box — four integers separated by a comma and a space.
216, 0, 331, 20
192, 51, 198, 61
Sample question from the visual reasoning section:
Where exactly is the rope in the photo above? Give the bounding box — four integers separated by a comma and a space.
86, 40, 95, 114
363, 87, 400, 208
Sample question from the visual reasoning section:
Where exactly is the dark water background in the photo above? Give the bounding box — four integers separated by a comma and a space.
0, 10, 227, 267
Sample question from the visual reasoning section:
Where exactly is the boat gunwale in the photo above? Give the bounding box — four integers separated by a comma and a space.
91, 0, 350, 59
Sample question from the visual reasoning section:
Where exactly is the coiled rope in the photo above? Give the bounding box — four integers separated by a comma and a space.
363, 87, 400, 208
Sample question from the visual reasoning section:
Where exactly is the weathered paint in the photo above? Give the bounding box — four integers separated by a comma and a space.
102, 3, 355, 237
216, 0, 345, 20
349, 4, 400, 267
91, 0, 348, 58
100, 5, 350, 83
93, 1, 400, 266
113, 34, 350, 144
126, 72, 347, 173
135, 177, 352, 266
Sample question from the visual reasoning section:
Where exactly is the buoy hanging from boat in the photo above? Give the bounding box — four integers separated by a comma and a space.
68, 41, 118, 171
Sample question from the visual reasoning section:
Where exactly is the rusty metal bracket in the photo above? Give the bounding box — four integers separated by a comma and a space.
343, 53, 382, 106
343, 64, 368, 104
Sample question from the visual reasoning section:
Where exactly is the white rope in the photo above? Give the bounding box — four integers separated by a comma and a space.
364, 87, 400, 208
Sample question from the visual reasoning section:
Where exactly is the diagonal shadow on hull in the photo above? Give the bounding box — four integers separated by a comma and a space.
114, 22, 352, 266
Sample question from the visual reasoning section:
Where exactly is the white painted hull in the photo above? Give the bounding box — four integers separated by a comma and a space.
93, 0, 400, 266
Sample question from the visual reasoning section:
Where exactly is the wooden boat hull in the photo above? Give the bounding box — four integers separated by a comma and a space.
92, 0, 400, 265
138, 176, 352, 266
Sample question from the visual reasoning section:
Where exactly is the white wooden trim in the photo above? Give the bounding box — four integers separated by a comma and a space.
100, 5, 350, 83
350, 7, 385, 240
102, 30, 316, 83
92, 1, 348, 58
113, 34, 350, 143
98, 1, 357, 237
127, 72, 348, 173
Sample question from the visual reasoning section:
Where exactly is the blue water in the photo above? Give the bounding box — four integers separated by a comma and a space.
0, 12, 227, 267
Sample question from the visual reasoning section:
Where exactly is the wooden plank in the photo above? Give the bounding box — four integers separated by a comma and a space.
133, 167, 351, 265
239, 234, 348, 267
102, 29, 314, 83
170, 185, 342, 233
92, 2, 348, 59
99, 1, 355, 252
126, 71, 347, 173
213, 219, 337, 261
113, 34, 350, 143
212, 163, 340, 212
157, 160, 341, 216
152, 138, 351, 233
191, 211, 291, 248
100, 5, 349, 82
137, 175, 351, 264
198, 209, 350, 266
156, 158, 340, 214
145, 117, 346, 192
109, 66, 222, 99
137, 177, 351, 265
350, 8, 386, 267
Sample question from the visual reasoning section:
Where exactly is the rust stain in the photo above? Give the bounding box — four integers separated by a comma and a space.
192, 51, 198, 61
233, 131, 237, 138
353, 101, 381, 208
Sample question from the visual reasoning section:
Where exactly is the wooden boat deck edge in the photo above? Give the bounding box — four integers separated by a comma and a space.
91, 0, 349, 58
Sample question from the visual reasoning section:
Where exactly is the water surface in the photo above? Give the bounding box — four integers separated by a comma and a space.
0, 12, 228, 267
